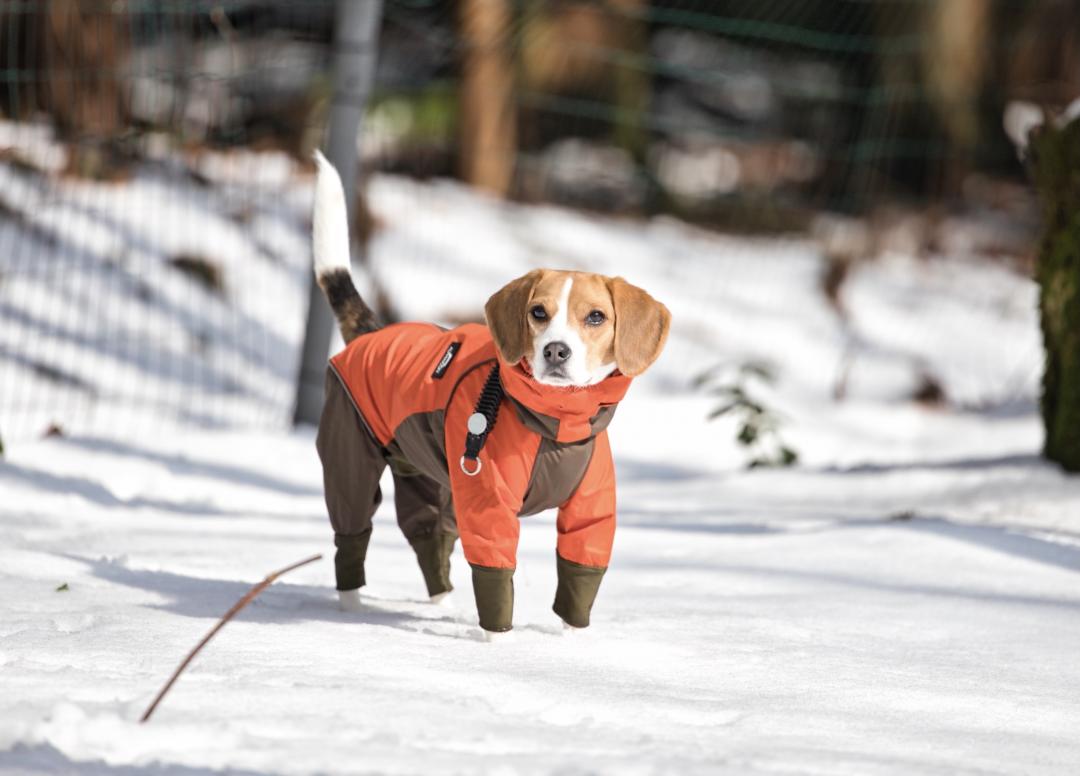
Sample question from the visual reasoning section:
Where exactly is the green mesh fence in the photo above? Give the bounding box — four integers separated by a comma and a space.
0, 0, 1063, 440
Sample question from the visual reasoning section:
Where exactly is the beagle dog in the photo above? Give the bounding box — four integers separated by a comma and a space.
312, 152, 670, 637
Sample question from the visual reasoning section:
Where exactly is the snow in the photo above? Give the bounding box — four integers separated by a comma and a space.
2, 125, 1079, 774
0, 122, 312, 439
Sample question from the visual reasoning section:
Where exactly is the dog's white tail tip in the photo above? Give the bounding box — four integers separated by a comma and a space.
312, 149, 351, 277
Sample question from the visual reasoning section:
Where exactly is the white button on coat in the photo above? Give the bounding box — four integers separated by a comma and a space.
467, 412, 488, 435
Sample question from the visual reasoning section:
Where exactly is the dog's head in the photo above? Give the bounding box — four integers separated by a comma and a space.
484, 270, 671, 387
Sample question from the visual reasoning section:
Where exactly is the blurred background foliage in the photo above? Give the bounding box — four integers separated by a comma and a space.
1, 0, 1075, 245
1, 0, 1076, 446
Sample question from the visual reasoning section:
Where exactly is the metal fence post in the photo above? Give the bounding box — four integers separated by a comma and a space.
293, 0, 383, 426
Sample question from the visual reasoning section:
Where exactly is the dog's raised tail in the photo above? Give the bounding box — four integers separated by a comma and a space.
312, 150, 379, 343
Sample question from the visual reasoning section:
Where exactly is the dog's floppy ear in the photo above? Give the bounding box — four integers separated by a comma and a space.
485, 270, 544, 364
608, 277, 671, 377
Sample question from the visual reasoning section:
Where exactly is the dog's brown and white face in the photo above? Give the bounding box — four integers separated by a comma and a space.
484, 270, 671, 387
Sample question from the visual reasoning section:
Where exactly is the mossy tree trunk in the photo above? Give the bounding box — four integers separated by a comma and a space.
1029, 117, 1080, 471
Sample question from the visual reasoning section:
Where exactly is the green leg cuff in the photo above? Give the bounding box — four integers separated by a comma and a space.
552, 554, 607, 628
334, 530, 372, 591
470, 564, 515, 632
411, 532, 457, 597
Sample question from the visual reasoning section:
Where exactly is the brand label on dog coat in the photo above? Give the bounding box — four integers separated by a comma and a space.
431, 342, 461, 379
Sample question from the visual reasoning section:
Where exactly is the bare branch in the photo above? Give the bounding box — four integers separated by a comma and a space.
140, 553, 323, 723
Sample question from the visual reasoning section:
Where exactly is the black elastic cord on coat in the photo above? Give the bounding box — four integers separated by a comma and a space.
461, 364, 503, 476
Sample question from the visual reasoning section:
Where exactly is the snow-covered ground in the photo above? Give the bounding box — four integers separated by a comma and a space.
2, 125, 1079, 774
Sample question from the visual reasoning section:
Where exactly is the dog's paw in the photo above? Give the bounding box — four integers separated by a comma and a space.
337, 589, 368, 613
429, 590, 452, 606
481, 628, 516, 644
560, 620, 590, 637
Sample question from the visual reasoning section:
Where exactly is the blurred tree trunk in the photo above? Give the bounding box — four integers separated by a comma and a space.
519, 0, 649, 153
1006, 0, 1080, 105
920, 0, 990, 196
609, 0, 649, 161
854, 1, 992, 204
921, 0, 989, 149
458, 0, 517, 196
1028, 118, 1080, 472
40, 0, 129, 140
0, 1, 130, 176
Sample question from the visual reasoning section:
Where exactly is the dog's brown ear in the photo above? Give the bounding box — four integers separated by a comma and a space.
608, 277, 671, 377
485, 270, 544, 364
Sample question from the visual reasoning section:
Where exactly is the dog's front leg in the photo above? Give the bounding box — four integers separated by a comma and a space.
552, 432, 616, 629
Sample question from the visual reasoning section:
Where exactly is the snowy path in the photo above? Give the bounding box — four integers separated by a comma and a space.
2, 137, 1078, 773
2, 412, 1078, 775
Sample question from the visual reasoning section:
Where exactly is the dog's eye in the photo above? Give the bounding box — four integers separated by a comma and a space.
530, 305, 548, 321
586, 310, 606, 326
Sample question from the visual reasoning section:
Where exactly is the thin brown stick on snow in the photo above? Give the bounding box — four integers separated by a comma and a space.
140, 553, 323, 723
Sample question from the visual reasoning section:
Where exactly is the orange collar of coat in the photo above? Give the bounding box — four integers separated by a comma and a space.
496, 356, 632, 443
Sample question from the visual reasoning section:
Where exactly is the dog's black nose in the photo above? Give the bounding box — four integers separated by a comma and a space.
543, 341, 572, 365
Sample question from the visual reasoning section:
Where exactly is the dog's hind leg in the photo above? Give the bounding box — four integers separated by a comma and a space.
316, 369, 388, 606
392, 468, 458, 601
